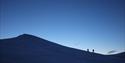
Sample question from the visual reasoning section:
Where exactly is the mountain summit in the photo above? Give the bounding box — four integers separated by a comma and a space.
16, 34, 43, 40
0, 34, 124, 63
17, 34, 36, 38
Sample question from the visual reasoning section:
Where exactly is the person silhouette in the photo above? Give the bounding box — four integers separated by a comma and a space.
87, 49, 89, 52
92, 49, 94, 53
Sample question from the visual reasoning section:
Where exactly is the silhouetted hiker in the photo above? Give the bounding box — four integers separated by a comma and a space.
92, 49, 94, 53
87, 49, 89, 52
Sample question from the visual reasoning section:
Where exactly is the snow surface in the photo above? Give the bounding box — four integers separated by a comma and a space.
0, 34, 124, 63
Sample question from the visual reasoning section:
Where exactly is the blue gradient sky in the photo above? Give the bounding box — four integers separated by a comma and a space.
0, 0, 125, 54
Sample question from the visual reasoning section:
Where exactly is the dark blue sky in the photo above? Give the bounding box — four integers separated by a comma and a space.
0, 0, 125, 54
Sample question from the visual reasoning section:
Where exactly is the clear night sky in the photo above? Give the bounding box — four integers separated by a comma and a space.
0, 0, 125, 54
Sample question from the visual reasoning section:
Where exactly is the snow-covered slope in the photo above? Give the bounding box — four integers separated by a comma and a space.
109, 52, 125, 59
0, 34, 124, 63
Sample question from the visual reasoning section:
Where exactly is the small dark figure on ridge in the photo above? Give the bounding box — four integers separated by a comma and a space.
92, 49, 94, 53
87, 49, 89, 52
